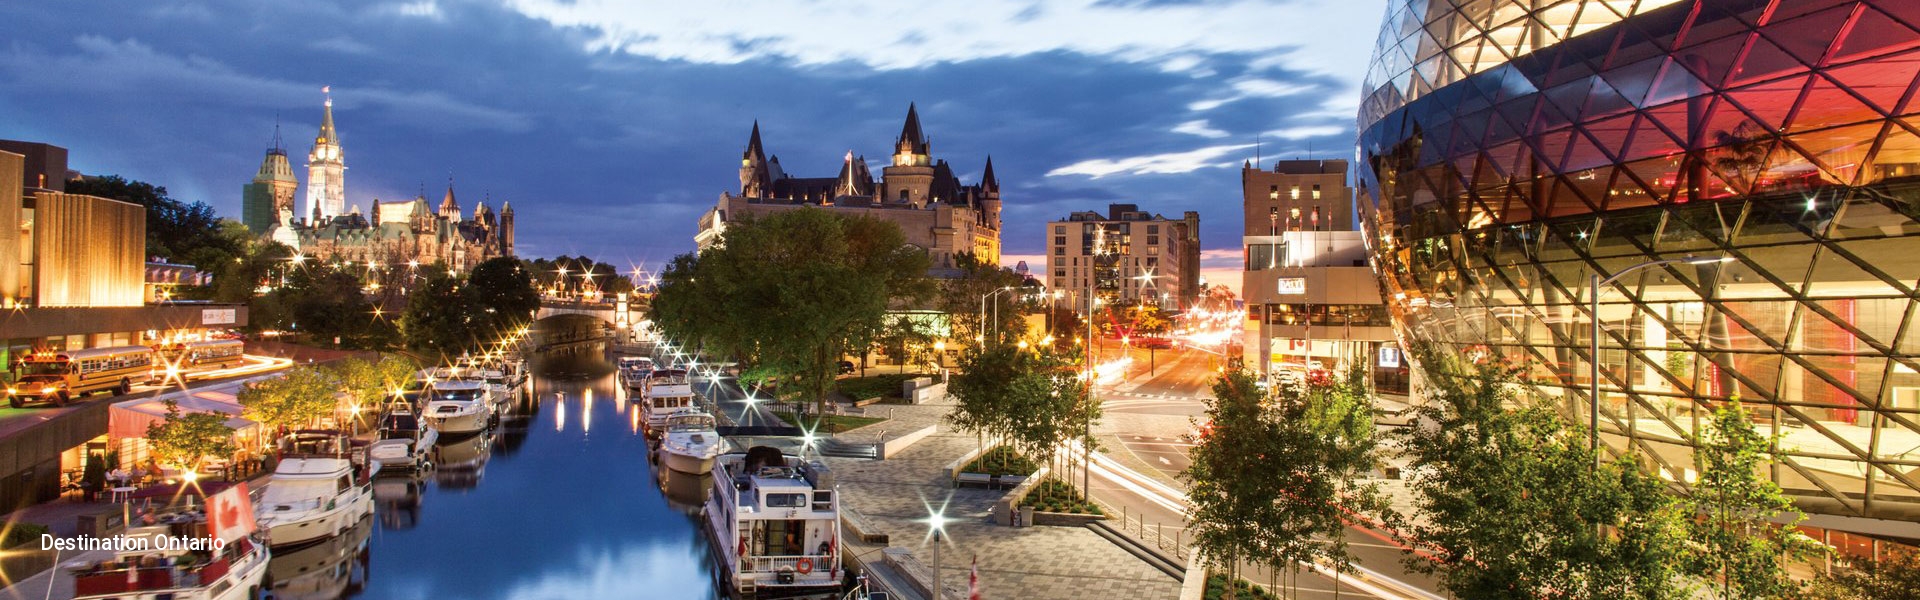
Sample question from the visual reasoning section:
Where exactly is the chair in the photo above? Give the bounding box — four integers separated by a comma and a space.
110, 486, 136, 503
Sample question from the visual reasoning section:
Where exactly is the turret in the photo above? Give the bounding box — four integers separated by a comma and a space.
500, 200, 515, 256
893, 103, 930, 167
438, 180, 460, 220
305, 86, 346, 221
980, 155, 1001, 231
242, 126, 300, 235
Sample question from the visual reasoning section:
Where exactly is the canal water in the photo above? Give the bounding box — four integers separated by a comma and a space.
267, 343, 723, 599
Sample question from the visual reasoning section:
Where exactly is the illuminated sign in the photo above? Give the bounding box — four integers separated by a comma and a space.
1276, 278, 1306, 295
1379, 346, 1401, 368
202, 308, 237, 325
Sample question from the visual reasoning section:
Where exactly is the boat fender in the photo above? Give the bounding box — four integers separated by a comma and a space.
795, 558, 813, 575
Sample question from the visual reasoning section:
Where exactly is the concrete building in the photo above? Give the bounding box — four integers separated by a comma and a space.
1240, 159, 1404, 395
1044, 203, 1200, 309
0, 140, 249, 510
696, 104, 1001, 275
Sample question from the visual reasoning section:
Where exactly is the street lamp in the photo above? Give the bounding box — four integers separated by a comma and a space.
979, 286, 1015, 345
1587, 255, 1735, 464
933, 340, 945, 369
924, 507, 949, 597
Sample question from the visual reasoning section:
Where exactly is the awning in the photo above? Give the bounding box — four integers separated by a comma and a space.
110, 388, 260, 442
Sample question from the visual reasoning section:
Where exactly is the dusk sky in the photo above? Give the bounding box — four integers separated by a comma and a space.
0, 0, 1386, 293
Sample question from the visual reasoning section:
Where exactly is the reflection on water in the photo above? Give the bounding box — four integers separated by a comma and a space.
266, 345, 721, 599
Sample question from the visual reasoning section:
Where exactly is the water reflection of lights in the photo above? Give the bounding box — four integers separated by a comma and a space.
497, 544, 712, 599
582, 388, 593, 433
555, 392, 566, 432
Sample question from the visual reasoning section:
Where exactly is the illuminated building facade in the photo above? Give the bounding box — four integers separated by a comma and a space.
0, 140, 248, 510
248, 92, 516, 271
1357, 0, 1920, 538
696, 104, 1003, 275
1241, 160, 1403, 394
1045, 204, 1200, 309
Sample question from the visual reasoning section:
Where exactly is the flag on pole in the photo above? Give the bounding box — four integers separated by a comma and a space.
845, 149, 853, 163
969, 555, 981, 600
208, 482, 257, 543
322, 85, 330, 94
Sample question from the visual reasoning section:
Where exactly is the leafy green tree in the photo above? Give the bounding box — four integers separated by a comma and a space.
650, 209, 931, 415
1184, 369, 1275, 599
67, 175, 234, 264
402, 270, 473, 357
333, 356, 417, 413
144, 399, 237, 474
1685, 399, 1827, 600
238, 366, 341, 431
1397, 348, 1693, 599
465, 256, 539, 339
876, 313, 938, 373
940, 252, 1034, 346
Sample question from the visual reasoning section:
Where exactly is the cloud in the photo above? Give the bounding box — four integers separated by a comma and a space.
389, 0, 444, 20
498, 543, 710, 600
0, 36, 532, 133
501, 0, 1383, 87
1045, 143, 1252, 178
1172, 119, 1229, 138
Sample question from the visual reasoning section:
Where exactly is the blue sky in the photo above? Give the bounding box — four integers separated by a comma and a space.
0, 0, 1386, 292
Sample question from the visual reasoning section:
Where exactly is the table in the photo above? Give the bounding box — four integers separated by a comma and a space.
110, 486, 136, 503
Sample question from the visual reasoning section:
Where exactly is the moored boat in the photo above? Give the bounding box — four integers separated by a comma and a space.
256, 432, 374, 549
639, 369, 696, 435
69, 485, 269, 600
659, 409, 728, 475
705, 447, 843, 599
421, 380, 493, 436
368, 398, 438, 474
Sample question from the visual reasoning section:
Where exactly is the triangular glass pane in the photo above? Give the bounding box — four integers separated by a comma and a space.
1862, 120, 1920, 184
1787, 76, 1887, 133
1645, 58, 1708, 107
1783, 121, 1885, 185
1601, 56, 1667, 108
1729, 36, 1812, 87
1616, 154, 1682, 208
1674, 163, 1742, 203
1484, 140, 1528, 180
1822, 50, 1920, 115
1703, 123, 1779, 194
1563, 128, 1617, 171
1495, 95, 1542, 136
1563, 165, 1618, 210
1583, 76, 1637, 121
1530, 127, 1575, 169
1761, 5, 1854, 67
1676, 32, 1755, 89
1544, 75, 1597, 119
1621, 112, 1685, 163
1880, 0, 1920, 34
1724, 74, 1813, 132
1831, 6, 1920, 64
1583, 112, 1636, 158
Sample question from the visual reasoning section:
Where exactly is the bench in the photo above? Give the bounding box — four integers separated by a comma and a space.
954, 473, 994, 488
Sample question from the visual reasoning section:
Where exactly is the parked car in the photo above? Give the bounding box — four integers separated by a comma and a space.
837, 360, 855, 375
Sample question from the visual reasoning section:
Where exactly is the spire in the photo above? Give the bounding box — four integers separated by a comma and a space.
744, 120, 766, 163
897, 102, 928, 155
982, 155, 998, 192
317, 85, 338, 145
439, 175, 460, 218
271, 113, 284, 153
501, 200, 513, 215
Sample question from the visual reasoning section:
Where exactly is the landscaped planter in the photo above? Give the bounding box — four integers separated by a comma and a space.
1031, 510, 1106, 526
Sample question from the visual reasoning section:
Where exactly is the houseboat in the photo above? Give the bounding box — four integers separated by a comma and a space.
256, 432, 374, 549
705, 447, 842, 599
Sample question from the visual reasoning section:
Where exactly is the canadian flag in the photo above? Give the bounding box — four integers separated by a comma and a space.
968, 555, 981, 600
207, 482, 256, 543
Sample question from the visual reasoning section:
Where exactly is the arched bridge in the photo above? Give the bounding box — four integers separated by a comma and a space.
532, 296, 649, 348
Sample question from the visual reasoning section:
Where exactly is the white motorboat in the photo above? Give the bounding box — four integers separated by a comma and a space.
706, 447, 843, 598
640, 369, 697, 435
368, 401, 438, 474
618, 356, 654, 392
256, 432, 374, 549
422, 380, 493, 436
659, 409, 729, 475
432, 432, 493, 489
69, 495, 270, 600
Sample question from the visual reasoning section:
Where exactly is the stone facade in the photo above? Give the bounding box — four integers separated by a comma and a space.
697, 104, 1001, 275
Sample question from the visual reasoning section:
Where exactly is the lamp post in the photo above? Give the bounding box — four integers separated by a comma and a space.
934, 340, 945, 370
1587, 255, 1734, 465
979, 286, 1015, 346
926, 510, 948, 597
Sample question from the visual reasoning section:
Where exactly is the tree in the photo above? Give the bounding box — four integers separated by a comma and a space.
67, 175, 233, 264
1801, 549, 1920, 600
238, 366, 341, 431
1396, 347, 1693, 599
1184, 369, 1276, 599
402, 270, 473, 357
875, 313, 938, 372
650, 209, 931, 415
1685, 399, 1827, 600
145, 400, 237, 474
465, 256, 539, 339
333, 356, 418, 414
939, 252, 1033, 346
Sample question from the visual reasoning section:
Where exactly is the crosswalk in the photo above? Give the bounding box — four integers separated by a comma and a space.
1102, 391, 1210, 402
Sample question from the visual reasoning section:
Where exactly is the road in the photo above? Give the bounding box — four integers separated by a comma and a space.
1084, 347, 1445, 600
0, 354, 293, 438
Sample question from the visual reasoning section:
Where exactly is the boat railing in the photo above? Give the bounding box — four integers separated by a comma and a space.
264, 497, 328, 513
743, 554, 836, 576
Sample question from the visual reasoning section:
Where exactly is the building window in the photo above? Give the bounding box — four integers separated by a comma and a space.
1311, 184, 1322, 200
1246, 244, 1283, 270
1146, 257, 1158, 267
1148, 224, 1160, 234
1055, 236, 1065, 246
1054, 225, 1065, 234
1053, 257, 1065, 266
1148, 246, 1160, 255
1290, 186, 1300, 200
1054, 247, 1065, 255
1055, 270, 1066, 279
1269, 185, 1279, 201
1148, 235, 1159, 245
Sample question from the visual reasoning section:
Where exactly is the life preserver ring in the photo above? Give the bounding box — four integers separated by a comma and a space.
795, 558, 813, 575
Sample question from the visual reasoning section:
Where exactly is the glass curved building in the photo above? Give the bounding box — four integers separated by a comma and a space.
1356, 0, 1920, 534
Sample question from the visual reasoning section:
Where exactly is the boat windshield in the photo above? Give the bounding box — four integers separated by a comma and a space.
431, 389, 485, 403
668, 416, 714, 430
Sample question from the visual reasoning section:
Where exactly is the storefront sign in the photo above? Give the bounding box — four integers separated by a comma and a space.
201, 308, 236, 325
1277, 278, 1307, 295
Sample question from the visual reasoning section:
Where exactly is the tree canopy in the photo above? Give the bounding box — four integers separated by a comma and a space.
238, 365, 341, 431
144, 400, 237, 474
67, 175, 235, 265
466, 256, 540, 339
650, 208, 931, 414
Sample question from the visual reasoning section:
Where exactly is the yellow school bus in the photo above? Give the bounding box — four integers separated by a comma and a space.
7, 346, 156, 408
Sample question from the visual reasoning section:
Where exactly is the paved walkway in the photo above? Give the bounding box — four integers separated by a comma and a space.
823, 395, 1182, 600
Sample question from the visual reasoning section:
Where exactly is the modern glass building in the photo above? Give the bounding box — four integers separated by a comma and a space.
1356, 0, 1920, 537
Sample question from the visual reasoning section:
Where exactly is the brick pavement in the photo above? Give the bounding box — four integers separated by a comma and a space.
825, 396, 1181, 600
